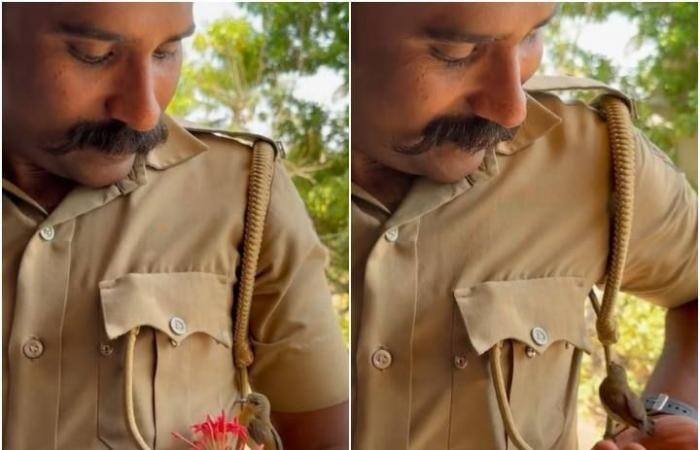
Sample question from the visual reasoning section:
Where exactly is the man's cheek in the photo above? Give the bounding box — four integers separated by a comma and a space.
387, 70, 462, 132
520, 42, 543, 82
153, 54, 182, 111
33, 50, 103, 119
155, 66, 183, 110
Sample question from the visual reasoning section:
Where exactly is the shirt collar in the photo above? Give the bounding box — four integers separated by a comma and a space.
495, 94, 562, 156
146, 114, 209, 170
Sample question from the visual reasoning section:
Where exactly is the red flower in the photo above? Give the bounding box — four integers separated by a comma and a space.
172, 411, 249, 450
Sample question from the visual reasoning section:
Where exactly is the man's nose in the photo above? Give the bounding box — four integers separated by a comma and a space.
467, 47, 528, 129
105, 60, 161, 132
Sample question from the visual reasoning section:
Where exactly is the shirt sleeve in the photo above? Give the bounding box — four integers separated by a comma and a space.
620, 130, 698, 307
247, 160, 349, 412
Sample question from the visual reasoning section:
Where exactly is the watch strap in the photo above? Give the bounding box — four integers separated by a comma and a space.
644, 394, 698, 420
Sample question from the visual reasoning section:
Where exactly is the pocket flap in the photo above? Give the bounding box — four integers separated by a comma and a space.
99, 272, 233, 346
454, 277, 591, 355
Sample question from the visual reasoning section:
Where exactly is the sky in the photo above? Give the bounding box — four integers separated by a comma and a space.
191, 3, 344, 135
543, 12, 653, 82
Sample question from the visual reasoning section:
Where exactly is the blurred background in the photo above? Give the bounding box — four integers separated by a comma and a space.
542, 3, 697, 447
168, 3, 349, 342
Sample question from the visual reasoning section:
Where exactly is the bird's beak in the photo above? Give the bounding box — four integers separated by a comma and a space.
234, 399, 247, 405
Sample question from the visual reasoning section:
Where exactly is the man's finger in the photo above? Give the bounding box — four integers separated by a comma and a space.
591, 440, 619, 450
621, 444, 646, 450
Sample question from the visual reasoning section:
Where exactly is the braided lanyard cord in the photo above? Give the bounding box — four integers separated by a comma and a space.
594, 96, 636, 349
233, 140, 276, 395
488, 95, 636, 449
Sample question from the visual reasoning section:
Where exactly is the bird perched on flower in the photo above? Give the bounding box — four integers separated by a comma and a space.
599, 362, 655, 436
237, 392, 283, 450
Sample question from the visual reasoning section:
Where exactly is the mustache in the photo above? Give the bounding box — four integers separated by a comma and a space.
46, 118, 168, 155
394, 115, 516, 155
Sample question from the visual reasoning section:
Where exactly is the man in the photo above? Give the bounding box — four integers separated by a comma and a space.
351, 3, 697, 450
3, 3, 348, 449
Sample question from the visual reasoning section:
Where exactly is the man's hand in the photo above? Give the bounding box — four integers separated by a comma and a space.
591, 415, 698, 450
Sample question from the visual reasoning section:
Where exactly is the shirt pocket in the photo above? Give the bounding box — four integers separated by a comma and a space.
451, 277, 591, 450
97, 272, 236, 450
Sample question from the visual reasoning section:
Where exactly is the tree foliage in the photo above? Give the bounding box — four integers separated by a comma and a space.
544, 3, 698, 175
167, 4, 349, 332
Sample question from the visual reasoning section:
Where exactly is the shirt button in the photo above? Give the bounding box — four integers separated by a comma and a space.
99, 343, 114, 356
23, 338, 45, 359
384, 227, 399, 242
531, 326, 549, 346
525, 346, 538, 359
169, 317, 187, 336
39, 225, 55, 241
371, 348, 393, 370
454, 355, 469, 369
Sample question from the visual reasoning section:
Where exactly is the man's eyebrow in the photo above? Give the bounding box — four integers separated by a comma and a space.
533, 9, 558, 30
422, 9, 558, 44
55, 22, 196, 44
164, 24, 196, 43
56, 22, 126, 42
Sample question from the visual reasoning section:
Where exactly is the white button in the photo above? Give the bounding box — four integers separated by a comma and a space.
39, 226, 55, 241
23, 337, 45, 359
531, 327, 549, 346
384, 227, 399, 242
454, 355, 469, 369
169, 317, 187, 335
371, 348, 393, 370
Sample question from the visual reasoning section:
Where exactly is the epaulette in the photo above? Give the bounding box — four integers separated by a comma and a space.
178, 119, 285, 159
524, 75, 637, 120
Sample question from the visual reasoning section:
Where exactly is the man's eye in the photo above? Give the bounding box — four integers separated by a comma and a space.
153, 43, 181, 61
153, 49, 177, 60
430, 46, 476, 68
68, 44, 113, 65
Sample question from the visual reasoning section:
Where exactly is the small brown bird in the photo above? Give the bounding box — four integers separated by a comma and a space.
237, 392, 283, 450
599, 362, 654, 436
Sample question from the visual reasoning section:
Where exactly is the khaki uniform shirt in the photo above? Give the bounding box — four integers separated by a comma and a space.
351, 77, 697, 450
3, 116, 348, 450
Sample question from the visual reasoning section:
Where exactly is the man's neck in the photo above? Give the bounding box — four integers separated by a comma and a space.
3, 152, 74, 213
351, 150, 414, 213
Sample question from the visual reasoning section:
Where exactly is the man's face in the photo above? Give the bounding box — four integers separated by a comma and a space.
352, 3, 556, 183
3, 3, 194, 188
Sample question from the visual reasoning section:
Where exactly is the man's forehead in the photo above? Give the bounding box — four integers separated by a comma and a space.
356, 3, 556, 38
13, 3, 194, 42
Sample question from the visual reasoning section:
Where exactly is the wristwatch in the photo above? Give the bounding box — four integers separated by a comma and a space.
644, 393, 698, 420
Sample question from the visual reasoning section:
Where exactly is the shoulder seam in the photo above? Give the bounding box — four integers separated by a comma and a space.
525, 75, 637, 119
179, 122, 285, 158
